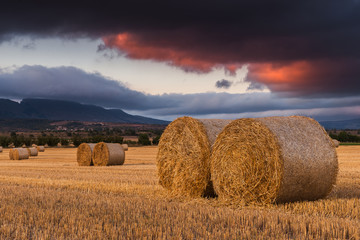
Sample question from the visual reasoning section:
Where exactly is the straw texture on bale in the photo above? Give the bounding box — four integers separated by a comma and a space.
92, 142, 125, 166
10, 148, 30, 160
211, 116, 338, 205
121, 144, 129, 151
0, 146, 2, 153
156, 116, 231, 198
77, 143, 96, 166
37, 146, 45, 152
27, 147, 38, 156
333, 139, 340, 148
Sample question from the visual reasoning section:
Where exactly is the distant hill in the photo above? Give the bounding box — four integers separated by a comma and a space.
320, 118, 360, 130
0, 98, 169, 125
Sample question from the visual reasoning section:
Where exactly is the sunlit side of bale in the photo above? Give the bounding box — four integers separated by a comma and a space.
156, 116, 231, 198
77, 143, 96, 166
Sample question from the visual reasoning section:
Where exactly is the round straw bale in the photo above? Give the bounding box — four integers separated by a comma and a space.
332, 139, 340, 148
156, 116, 231, 198
37, 146, 45, 152
211, 116, 338, 205
27, 147, 38, 156
77, 143, 96, 166
12, 148, 30, 160
44, 144, 49, 148
92, 142, 125, 166
57, 142, 62, 147
32, 144, 37, 147
0, 146, 2, 153
22, 144, 26, 148
121, 144, 128, 151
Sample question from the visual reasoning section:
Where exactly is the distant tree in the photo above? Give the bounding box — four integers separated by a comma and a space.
138, 134, 151, 145
152, 135, 161, 145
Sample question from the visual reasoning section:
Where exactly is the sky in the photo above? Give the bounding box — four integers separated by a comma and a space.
1, 0, 360, 121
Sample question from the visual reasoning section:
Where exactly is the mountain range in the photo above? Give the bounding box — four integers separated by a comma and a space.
0, 98, 169, 125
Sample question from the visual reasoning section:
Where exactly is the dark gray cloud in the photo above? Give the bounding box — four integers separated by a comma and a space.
215, 79, 233, 89
1, 1, 360, 97
1, 65, 360, 121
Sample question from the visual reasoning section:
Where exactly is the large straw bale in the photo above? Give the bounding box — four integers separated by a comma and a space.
156, 116, 231, 198
77, 143, 96, 166
92, 142, 125, 166
211, 116, 338, 205
27, 147, 38, 156
37, 146, 45, 152
11, 148, 30, 160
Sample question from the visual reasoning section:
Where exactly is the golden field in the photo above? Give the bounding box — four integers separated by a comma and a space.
0, 146, 359, 239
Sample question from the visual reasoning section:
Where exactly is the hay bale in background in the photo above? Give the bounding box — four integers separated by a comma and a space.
156, 116, 231, 198
211, 116, 338, 205
11, 148, 30, 160
333, 139, 340, 148
77, 143, 96, 166
32, 144, 37, 147
27, 147, 38, 156
44, 144, 49, 148
22, 144, 27, 148
92, 142, 125, 166
121, 144, 128, 151
37, 146, 45, 152
57, 142, 62, 147
0, 146, 2, 153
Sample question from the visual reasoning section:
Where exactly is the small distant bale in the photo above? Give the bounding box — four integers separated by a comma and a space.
0, 146, 3, 153
11, 148, 30, 160
44, 144, 49, 148
22, 144, 27, 148
27, 147, 38, 156
69, 143, 75, 147
211, 116, 339, 205
333, 139, 340, 148
57, 142, 62, 147
92, 142, 125, 166
156, 116, 231, 198
37, 146, 45, 152
32, 144, 37, 147
121, 144, 128, 151
77, 143, 96, 166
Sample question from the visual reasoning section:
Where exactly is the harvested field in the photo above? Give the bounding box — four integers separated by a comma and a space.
0, 146, 359, 239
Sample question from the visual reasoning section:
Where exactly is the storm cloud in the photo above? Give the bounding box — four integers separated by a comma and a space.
1, 65, 360, 121
1, 1, 360, 96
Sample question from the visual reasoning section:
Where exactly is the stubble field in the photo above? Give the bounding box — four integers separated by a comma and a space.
0, 146, 359, 239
